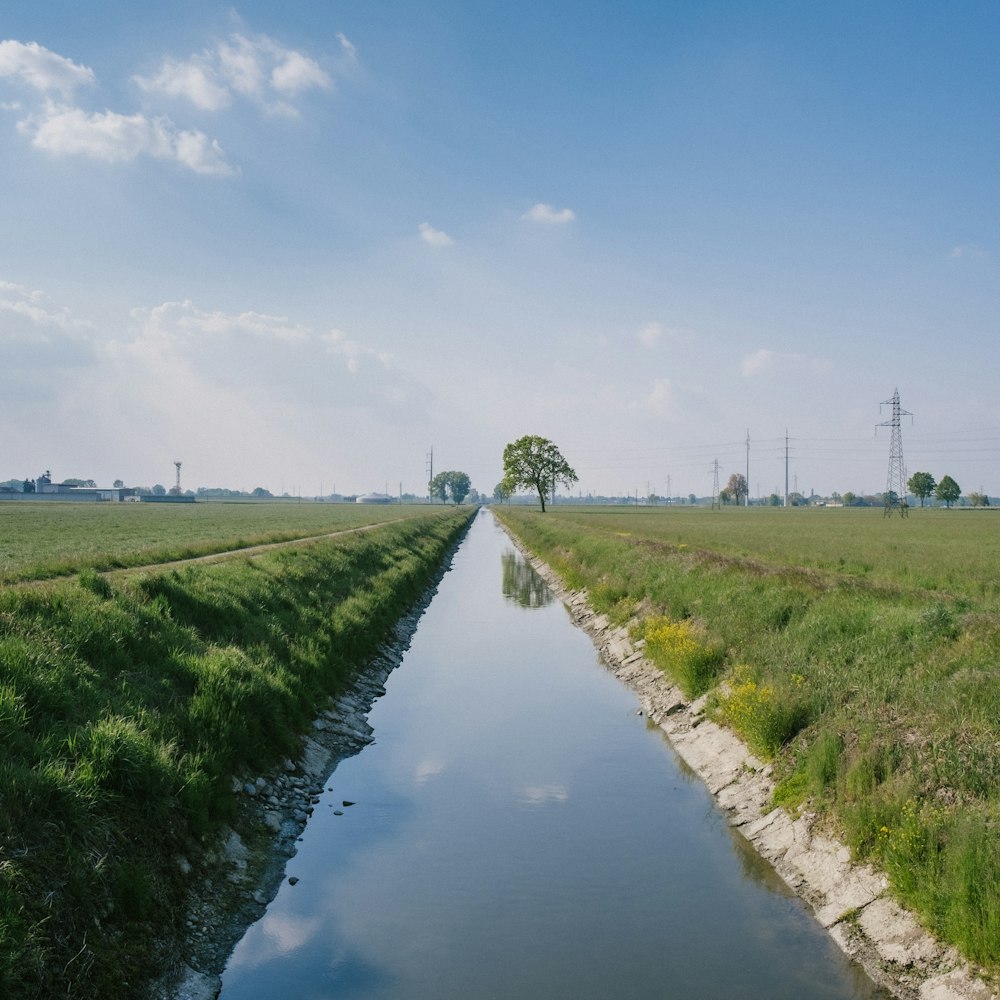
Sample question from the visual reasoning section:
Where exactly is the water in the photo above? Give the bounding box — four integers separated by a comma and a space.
220, 510, 886, 999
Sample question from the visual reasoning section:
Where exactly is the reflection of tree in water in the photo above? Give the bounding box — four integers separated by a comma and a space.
501, 550, 553, 608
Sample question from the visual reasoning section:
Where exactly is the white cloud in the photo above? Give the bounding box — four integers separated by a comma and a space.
419, 222, 453, 247
637, 321, 662, 348
0, 280, 96, 401
741, 348, 775, 377
137, 32, 332, 118
122, 300, 410, 406
337, 33, 357, 59
271, 48, 330, 95
135, 56, 231, 111
740, 348, 831, 378
645, 377, 672, 416
0, 40, 95, 96
950, 244, 989, 260
23, 103, 234, 176
522, 202, 576, 225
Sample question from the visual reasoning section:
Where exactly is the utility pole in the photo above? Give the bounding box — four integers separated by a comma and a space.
877, 388, 913, 517
667, 473, 671, 504
745, 429, 750, 507
784, 430, 789, 508
426, 446, 433, 503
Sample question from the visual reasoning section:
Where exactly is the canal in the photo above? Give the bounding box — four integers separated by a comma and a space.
219, 509, 886, 999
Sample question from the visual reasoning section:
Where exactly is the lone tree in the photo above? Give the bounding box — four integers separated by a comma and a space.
430, 470, 471, 504
726, 472, 749, 506
501, 435, 577, 513
936, 475, 961, 508
907, 471, 936, 508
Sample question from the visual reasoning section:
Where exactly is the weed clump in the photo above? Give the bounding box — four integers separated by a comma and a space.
641, 615, 725, 697
720, 664, 810, 759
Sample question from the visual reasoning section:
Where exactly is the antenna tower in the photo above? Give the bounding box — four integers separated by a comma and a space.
173, 461, 182, 495
877, 388, 913, 517
711, 458, 721, 510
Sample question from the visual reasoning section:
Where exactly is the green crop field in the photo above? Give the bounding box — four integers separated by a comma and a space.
526, 504, 1000, 600
0, 500, 444, 583
496, 504, 1000, 972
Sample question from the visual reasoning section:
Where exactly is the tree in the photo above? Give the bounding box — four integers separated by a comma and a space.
151, 484, 166, 496
768, 492, 782, 506
969, 491, 990, 508
493, 481, 512, 504
251, 487, 273, 498
430, 470, 471, 504
726, 473, 748, 506
842, 491, 856, 506
448, 471, 471, 504
935, 475, 961, 508
113, 479, 124, 489
501, 435, 577, 513
907, 471, 936, 508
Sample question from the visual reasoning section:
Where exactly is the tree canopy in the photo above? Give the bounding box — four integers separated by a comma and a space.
501, 435, 577, 512
907, 471, 936, 507
430, 470, 471, 504
726, 473, 748, 506
935, 475, 961, 508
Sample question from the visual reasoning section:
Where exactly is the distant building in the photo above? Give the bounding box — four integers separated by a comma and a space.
355, 492, 394, 504
0, 470, 137, 503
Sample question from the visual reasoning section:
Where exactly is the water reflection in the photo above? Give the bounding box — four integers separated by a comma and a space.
501, 548, 553, 608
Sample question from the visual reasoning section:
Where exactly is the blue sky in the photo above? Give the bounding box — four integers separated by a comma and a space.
2, 2, 999, 498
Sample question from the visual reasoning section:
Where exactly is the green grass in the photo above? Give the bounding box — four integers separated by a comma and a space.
0, 500, 440, 583
0, 506, 473, 999
495, 504, 1000, 970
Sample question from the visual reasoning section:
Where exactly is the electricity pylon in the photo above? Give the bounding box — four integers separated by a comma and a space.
877, 388, 912, 517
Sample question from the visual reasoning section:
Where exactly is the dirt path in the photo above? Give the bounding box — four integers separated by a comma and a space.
6, 514, 422, 591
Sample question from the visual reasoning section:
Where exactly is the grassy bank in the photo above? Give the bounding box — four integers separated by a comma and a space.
495, 505, 1000, 971
0, 507, 473, 999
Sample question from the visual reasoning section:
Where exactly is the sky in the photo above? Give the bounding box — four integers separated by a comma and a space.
2, 1, 1000, 500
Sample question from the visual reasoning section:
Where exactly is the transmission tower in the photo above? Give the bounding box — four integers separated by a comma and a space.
710, 458, 721, 510
173, 461, 182, 495
877, 388, 913, 517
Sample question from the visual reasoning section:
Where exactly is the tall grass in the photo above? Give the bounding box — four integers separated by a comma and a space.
495, 505, 1000, 970
0, 508, 472, 998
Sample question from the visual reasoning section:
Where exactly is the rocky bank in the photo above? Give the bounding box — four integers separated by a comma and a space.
509, 535, 997, 1000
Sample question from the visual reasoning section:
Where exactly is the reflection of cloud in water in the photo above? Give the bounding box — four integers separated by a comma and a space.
501, 549, 553, 609
520, 784, 569, 806
226, 911, 323, 972
414, 757, 445, 785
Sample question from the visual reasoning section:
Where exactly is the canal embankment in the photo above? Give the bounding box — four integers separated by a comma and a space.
0, 507, 473, 1000
496, 513, 996, 1000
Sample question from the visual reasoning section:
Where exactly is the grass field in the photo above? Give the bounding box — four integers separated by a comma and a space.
495, 504, 1000, 971
0, 501, 441, 583
0, 503, 473, 998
